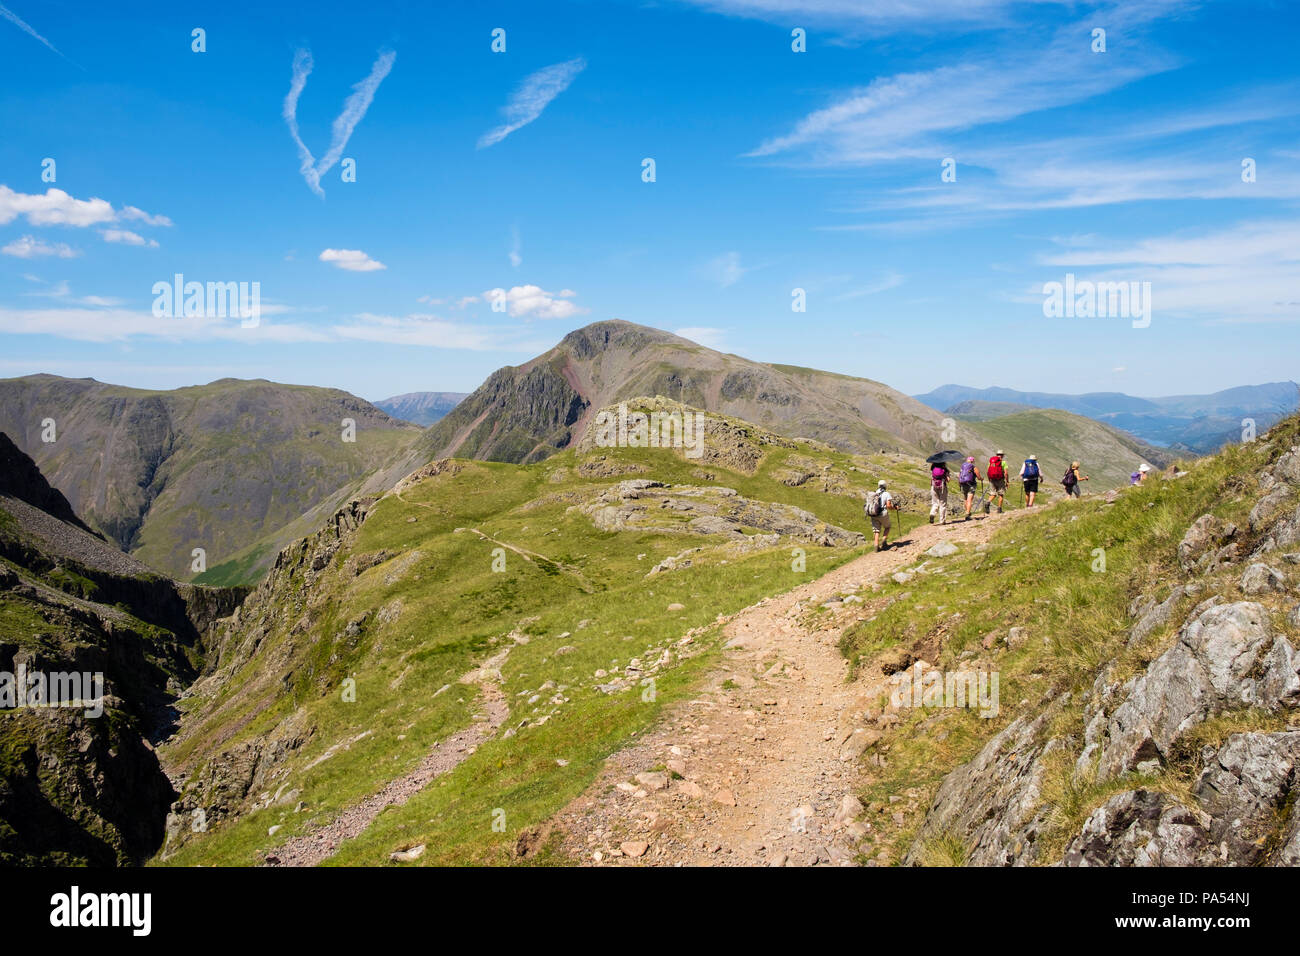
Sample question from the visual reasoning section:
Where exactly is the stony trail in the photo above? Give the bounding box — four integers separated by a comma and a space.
264, 650, 513, 867
553, 505, 1039, 866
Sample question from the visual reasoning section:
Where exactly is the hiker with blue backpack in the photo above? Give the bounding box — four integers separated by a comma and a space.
1019, 455, 1041, 507
958, 456, 983, 521
929, 460, 950, 524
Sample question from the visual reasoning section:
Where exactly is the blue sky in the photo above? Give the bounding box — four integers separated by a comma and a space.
2, 0, 1297, 402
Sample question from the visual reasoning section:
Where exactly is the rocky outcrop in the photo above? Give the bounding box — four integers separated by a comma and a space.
572, 479, 863, 548
1079, 602, 1298, 780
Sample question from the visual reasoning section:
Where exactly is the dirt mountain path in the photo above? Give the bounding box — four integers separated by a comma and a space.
265, 650, 513, 867
553, 505, 1041, 866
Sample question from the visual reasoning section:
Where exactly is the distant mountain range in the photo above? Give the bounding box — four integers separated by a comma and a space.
914, 382, 1300, 454
374, 391, 468, 426
0, 375, 423, 584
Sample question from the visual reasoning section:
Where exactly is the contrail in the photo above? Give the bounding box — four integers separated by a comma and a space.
283, 48, 396, 198
0, 3, 81, 67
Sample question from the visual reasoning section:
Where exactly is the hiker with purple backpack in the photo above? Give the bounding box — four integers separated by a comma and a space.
958, 456, 983, 521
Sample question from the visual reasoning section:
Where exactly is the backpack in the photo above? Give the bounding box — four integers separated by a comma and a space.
959, 461, 976, 483
865, 491, 885, 517
988, 455, 1005, 480
931, 465, 947, 489
1023, 459, 1039, 479
1062, 467, 1077, 487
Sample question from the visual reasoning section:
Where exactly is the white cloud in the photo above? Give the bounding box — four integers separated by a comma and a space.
482, 284, 587, 319
101, 229, 158, 248
702, 251, 746, 288
674, 326, 728, 349
284, 48, 396, 197
509, 226, 522, 268
1, 235, 78, 259
478, 58, 586, 149
678, 0, 1083, 31
319, 248, 387, 272
0, 186, 113, 227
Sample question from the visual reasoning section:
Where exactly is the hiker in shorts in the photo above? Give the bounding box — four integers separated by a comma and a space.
987, 450, 1008, 513
958, 456, 982, 521
1019, 455, 1041, 507
928, 461, 949, 524
1062, 460, 1089, 498
865, 479, 898, 551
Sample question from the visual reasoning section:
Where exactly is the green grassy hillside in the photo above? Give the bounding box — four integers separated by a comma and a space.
157, 403, 935, 866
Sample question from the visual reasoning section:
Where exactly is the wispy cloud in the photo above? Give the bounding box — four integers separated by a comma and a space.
675, 326, 728, 349
284, 48, 396, 197
0, 306, 328, 343
478, 58, 586, 149
701, 251, 747, 287
319, 248, 386, 272
333, 313, 541, 350
509, 225, 522, 268
1039, 219, 1300, 325
832, 271, 904, 300
1, 235, 78, 259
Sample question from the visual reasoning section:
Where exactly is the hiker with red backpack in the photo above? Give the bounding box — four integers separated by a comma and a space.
987, 450, 1008, 514
928, 461, 950, 524
1019, 455, 1041, 507
958, 456, 983, 521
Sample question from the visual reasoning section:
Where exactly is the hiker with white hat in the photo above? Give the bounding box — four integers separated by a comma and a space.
1019, 454, 1041, 507
1130, 463, 1151, 485
864, 479, 899, 551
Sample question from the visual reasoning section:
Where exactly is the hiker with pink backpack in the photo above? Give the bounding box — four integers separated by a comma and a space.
928, 460, 950, 524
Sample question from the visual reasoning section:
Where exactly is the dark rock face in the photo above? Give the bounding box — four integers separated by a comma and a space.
0, 432, 94, 534
421, 359, 588, 464
0, 439, 247, 865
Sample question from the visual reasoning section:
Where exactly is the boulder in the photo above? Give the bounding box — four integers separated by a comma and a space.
1177, 515, 1236, 571
1240, 563, 1285, 595
1061, 791, 1211, 866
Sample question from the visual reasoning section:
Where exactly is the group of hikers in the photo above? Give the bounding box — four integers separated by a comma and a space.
862, 451, 1152, 552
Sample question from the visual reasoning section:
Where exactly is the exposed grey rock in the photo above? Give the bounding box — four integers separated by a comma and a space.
926, 541, 959, 558
1178, 515, 1237, 571
904, 702, 1065, 866
1240, 563, 1285, 595
1089, 602, 1299, 780
1062, 791, 1211, 866
1250, 487, 1293, 534
1194, 731, 1300, 865
1273, 447, 1300, 485
1129, 585, 1198, 646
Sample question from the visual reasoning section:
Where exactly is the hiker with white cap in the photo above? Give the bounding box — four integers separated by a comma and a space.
1130, 463, 1151, 485
864, 479, 899, 551
1019, 455, 1041, 507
